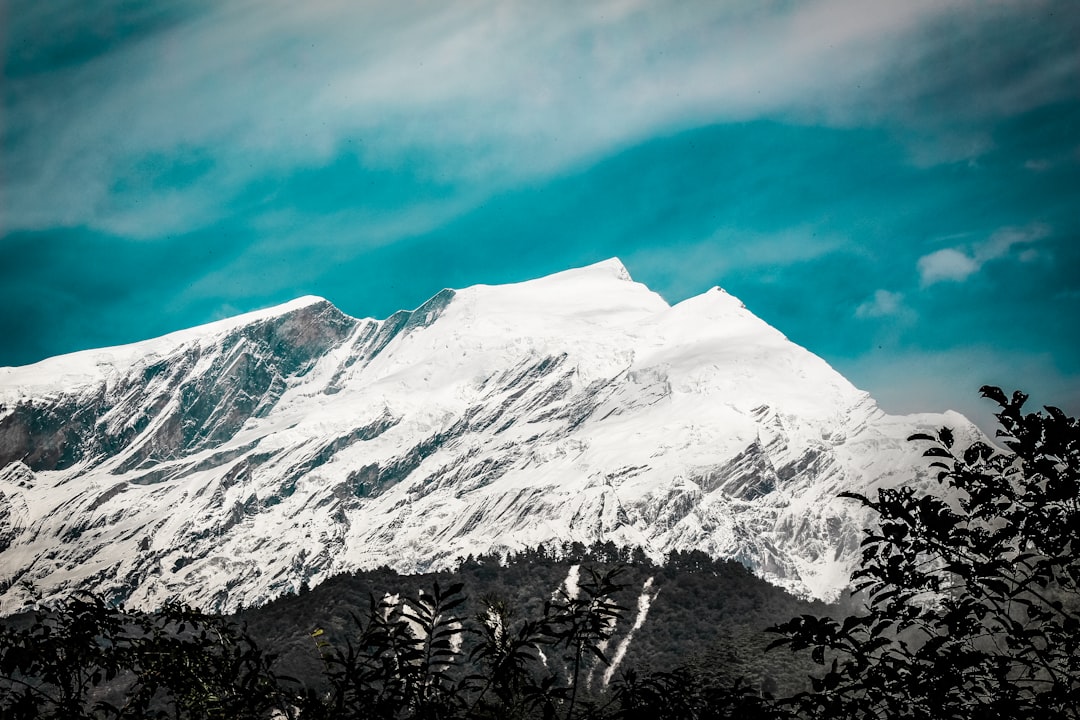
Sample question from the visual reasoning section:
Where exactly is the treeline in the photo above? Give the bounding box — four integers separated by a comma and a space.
1, 386, 1077, 719
454, 540, 732, 572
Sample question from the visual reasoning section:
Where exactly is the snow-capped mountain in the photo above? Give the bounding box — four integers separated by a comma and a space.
0, 259, 977, 612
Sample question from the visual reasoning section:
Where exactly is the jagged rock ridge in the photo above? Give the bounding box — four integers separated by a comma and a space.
0, 259, 977, 612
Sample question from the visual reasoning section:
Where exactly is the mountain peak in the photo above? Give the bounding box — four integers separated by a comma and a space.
0, 260, 983, 612
448, 258, 667, 336
195, 294, 339, 332
250, 294, 330, 316
514, 258, 633, 287
584, 257, 633, 281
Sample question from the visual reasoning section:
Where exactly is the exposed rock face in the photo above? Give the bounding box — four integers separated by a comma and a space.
0, 300, 356, 474
0, 260, 978, 612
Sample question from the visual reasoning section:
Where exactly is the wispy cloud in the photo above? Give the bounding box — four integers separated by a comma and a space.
917, 223, 1050, 286
4, 0, 1076, 238
855, 289, 909, 319
624, 226, 845, 301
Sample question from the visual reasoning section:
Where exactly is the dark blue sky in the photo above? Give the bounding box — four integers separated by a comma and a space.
2, 0, 1078, 433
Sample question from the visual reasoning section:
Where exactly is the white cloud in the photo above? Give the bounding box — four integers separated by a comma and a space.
975, 223, 1050, 263
855, 289, 907, 318
917, 223, 1050, 286
918, 248, 979, 285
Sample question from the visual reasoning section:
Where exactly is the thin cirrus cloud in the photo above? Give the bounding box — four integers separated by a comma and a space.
855, 290, 908, 320
4, 0, 1071, 240
917, 224, 1050, 286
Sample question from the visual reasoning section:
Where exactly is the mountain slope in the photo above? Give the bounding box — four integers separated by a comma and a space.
0, 259, 977, 612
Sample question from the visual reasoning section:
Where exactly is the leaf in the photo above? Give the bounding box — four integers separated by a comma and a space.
838, 491, 871, 506
441, 597, 466, 613
765, 637, 792, 652
979, 385, 1007, 406
1045, 404, 1068, 423
587, 644, 610, 666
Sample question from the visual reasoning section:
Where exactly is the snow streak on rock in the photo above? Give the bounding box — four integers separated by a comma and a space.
603, 577, 658, 687
555, 565, 582, 602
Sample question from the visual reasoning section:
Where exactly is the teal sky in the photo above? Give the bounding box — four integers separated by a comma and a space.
2, 0, 1078, 433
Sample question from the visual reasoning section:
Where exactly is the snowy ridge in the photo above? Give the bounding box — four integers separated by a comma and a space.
0, 259, 980, 612
0, 295, 329, 401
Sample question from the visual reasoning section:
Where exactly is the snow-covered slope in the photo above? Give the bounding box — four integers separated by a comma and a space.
0, 259, 977, 612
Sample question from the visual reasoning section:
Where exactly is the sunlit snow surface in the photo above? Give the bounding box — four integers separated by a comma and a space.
0, 259, 978, 612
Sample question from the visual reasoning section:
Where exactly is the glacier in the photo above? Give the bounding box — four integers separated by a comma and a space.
0, 258, 978, 613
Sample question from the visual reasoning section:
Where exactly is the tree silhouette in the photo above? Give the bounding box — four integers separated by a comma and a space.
769, 386, 1080, 719
0, 593, 285, 719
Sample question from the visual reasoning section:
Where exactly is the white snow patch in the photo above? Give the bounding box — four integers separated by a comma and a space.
555, 564, 581, 601
603, 577, 657, 686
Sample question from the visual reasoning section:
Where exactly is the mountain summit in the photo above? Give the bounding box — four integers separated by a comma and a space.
0, 260, 976, 611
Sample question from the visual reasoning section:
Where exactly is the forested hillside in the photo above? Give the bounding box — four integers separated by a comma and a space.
239, 545, 832, 699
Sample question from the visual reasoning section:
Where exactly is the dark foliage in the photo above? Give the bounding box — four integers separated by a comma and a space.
1, 565, 792, 719
0, 593, 286, 718
769, 386, 1080, 719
